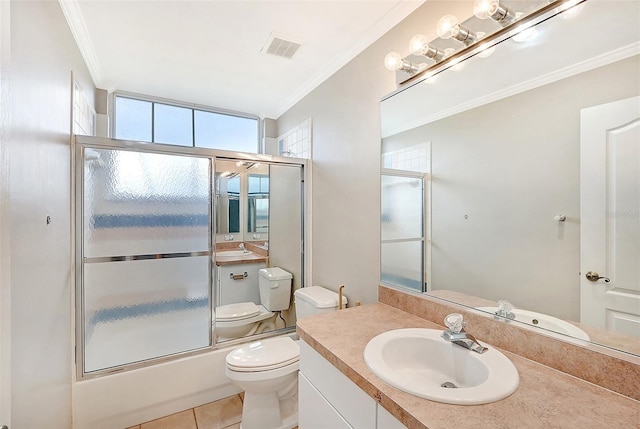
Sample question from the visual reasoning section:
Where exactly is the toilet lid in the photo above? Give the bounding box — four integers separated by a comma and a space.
226, 337, 299, 372
216, 302, 261, 321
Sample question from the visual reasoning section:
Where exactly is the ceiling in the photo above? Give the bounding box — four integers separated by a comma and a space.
60, 0, 425, 119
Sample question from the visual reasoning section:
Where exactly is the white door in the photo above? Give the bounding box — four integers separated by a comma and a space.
580, 96, 640, 339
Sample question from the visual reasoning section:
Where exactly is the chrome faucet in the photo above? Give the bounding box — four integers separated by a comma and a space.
495, 300, 516, 320
238, 243, 248, 253
441, 313, 488, 354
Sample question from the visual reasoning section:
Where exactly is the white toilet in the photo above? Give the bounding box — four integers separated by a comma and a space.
225, 285, 346, 429
215, 267, 293, 341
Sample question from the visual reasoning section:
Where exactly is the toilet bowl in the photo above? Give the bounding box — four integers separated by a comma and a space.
215, 267, 293, 341
226, 337, 300, 429
215, 302, 277, 341
225, 285, 345, 429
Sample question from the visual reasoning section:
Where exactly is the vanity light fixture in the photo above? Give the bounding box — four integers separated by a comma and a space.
385, 0, 579, 84
384, 51, 422, 74
409, 34, 447, 62
473, 0, 517, 26
436, 15, 477, 46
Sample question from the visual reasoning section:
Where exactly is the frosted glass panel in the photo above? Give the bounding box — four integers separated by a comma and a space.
83, 256, 210, 372
381, 241, 423, 291
381, 175, 423, 240
84, 148, 210, 257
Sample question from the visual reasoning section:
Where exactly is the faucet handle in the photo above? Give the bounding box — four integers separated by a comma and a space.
444, 313, 465, 333
498, 300, 514, 313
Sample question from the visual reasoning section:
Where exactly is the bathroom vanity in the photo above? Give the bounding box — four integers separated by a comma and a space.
297, 299, 639, 429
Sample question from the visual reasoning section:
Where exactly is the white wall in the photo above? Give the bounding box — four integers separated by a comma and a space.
1, 0, 12, 425
276, 1, 473, 304
8, 2, 94, 428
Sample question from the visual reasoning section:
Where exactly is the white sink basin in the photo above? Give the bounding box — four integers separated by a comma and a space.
216, 250, 253, 258
476, 307, 590, 341
363, 328, 519, 405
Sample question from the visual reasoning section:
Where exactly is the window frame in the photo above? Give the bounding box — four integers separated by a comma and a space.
110, 91, 261, 153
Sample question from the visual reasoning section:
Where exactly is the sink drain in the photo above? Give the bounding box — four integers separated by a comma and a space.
441, 381, 458, 388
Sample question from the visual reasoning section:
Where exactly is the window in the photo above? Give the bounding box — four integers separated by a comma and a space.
195, 110, 258, 152
154, 103, 193, 147
114, 94, 259, 153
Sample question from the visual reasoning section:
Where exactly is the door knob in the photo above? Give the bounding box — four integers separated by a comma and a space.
585, 271, 610, 282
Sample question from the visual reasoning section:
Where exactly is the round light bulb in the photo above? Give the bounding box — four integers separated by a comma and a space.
436, 15, 460, 39
473, 0, 499, 19
384, 52, 404, 71
409, 34, 429, 55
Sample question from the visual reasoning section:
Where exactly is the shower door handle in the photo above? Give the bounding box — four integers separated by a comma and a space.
585, 271, 610, 283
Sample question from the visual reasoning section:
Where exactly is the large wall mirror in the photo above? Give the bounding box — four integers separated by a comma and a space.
213, 158, 304, 343
380, 0, 640, 358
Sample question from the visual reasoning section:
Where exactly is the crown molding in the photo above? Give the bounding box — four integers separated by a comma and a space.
58, 0, 103, 86
272, 0, 426, 119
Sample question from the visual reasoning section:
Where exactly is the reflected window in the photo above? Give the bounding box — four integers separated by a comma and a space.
248, 174, 269, 233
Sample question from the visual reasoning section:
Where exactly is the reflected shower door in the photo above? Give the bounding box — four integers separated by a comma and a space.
80, 146, 212, 374
381, 172, 427, 292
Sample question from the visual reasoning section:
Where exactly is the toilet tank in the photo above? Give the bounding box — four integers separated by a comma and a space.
294, 286, 348, 319
258, 267, 293, 311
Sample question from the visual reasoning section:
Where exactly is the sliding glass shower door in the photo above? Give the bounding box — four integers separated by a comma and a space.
78, 143, 212, 374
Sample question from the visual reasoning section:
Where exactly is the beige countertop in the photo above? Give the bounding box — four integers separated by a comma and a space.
296, 303, 640, 429
215, 254, 267, 266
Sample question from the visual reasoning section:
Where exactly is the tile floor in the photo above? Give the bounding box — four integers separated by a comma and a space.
125, 393, 298, 429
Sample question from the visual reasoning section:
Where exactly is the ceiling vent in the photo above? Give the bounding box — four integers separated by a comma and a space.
262, 32, 302, 59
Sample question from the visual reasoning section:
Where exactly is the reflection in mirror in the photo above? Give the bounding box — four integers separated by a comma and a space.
247, 170, 269, 235
215, 173, 240, 234
213, 158, 304, 343
380, 0, 640, 358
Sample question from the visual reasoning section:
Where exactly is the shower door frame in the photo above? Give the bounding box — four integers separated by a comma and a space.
380, 168, 431, 293
73, 135, 304, 380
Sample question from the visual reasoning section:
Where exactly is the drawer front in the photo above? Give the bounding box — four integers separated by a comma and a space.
299, 373, 353, 429
299, 340, 376, 429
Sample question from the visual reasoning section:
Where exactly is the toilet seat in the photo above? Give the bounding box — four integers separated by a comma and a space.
226, 337, 299, 372
216, 302, 261, 321
225, 359, 299, 382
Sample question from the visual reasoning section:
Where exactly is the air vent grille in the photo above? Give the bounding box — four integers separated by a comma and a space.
262, 33, 302, 59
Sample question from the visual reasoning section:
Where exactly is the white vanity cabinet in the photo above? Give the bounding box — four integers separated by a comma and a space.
216, 261, 266, 306
299, 340, 406, 429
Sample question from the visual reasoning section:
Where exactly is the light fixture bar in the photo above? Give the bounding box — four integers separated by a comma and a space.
383, 0, 589, 95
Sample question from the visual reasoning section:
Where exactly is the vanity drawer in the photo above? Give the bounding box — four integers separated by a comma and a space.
299, 372, 353, 429
299, 340, 376, 429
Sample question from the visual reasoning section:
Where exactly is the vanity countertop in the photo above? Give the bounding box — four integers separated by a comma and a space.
296, 303, 640, 429
215, 254, 267, 266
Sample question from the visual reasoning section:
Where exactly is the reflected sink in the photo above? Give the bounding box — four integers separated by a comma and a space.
476, 307, 590, 341
363, 328, 519, 405
216, 250, 253, 258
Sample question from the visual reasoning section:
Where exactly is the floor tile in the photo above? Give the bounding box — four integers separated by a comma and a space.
125, 426, 141, 429
221, 424, 240, 429
194, 395, 243, 429
140, 410, 197, 429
